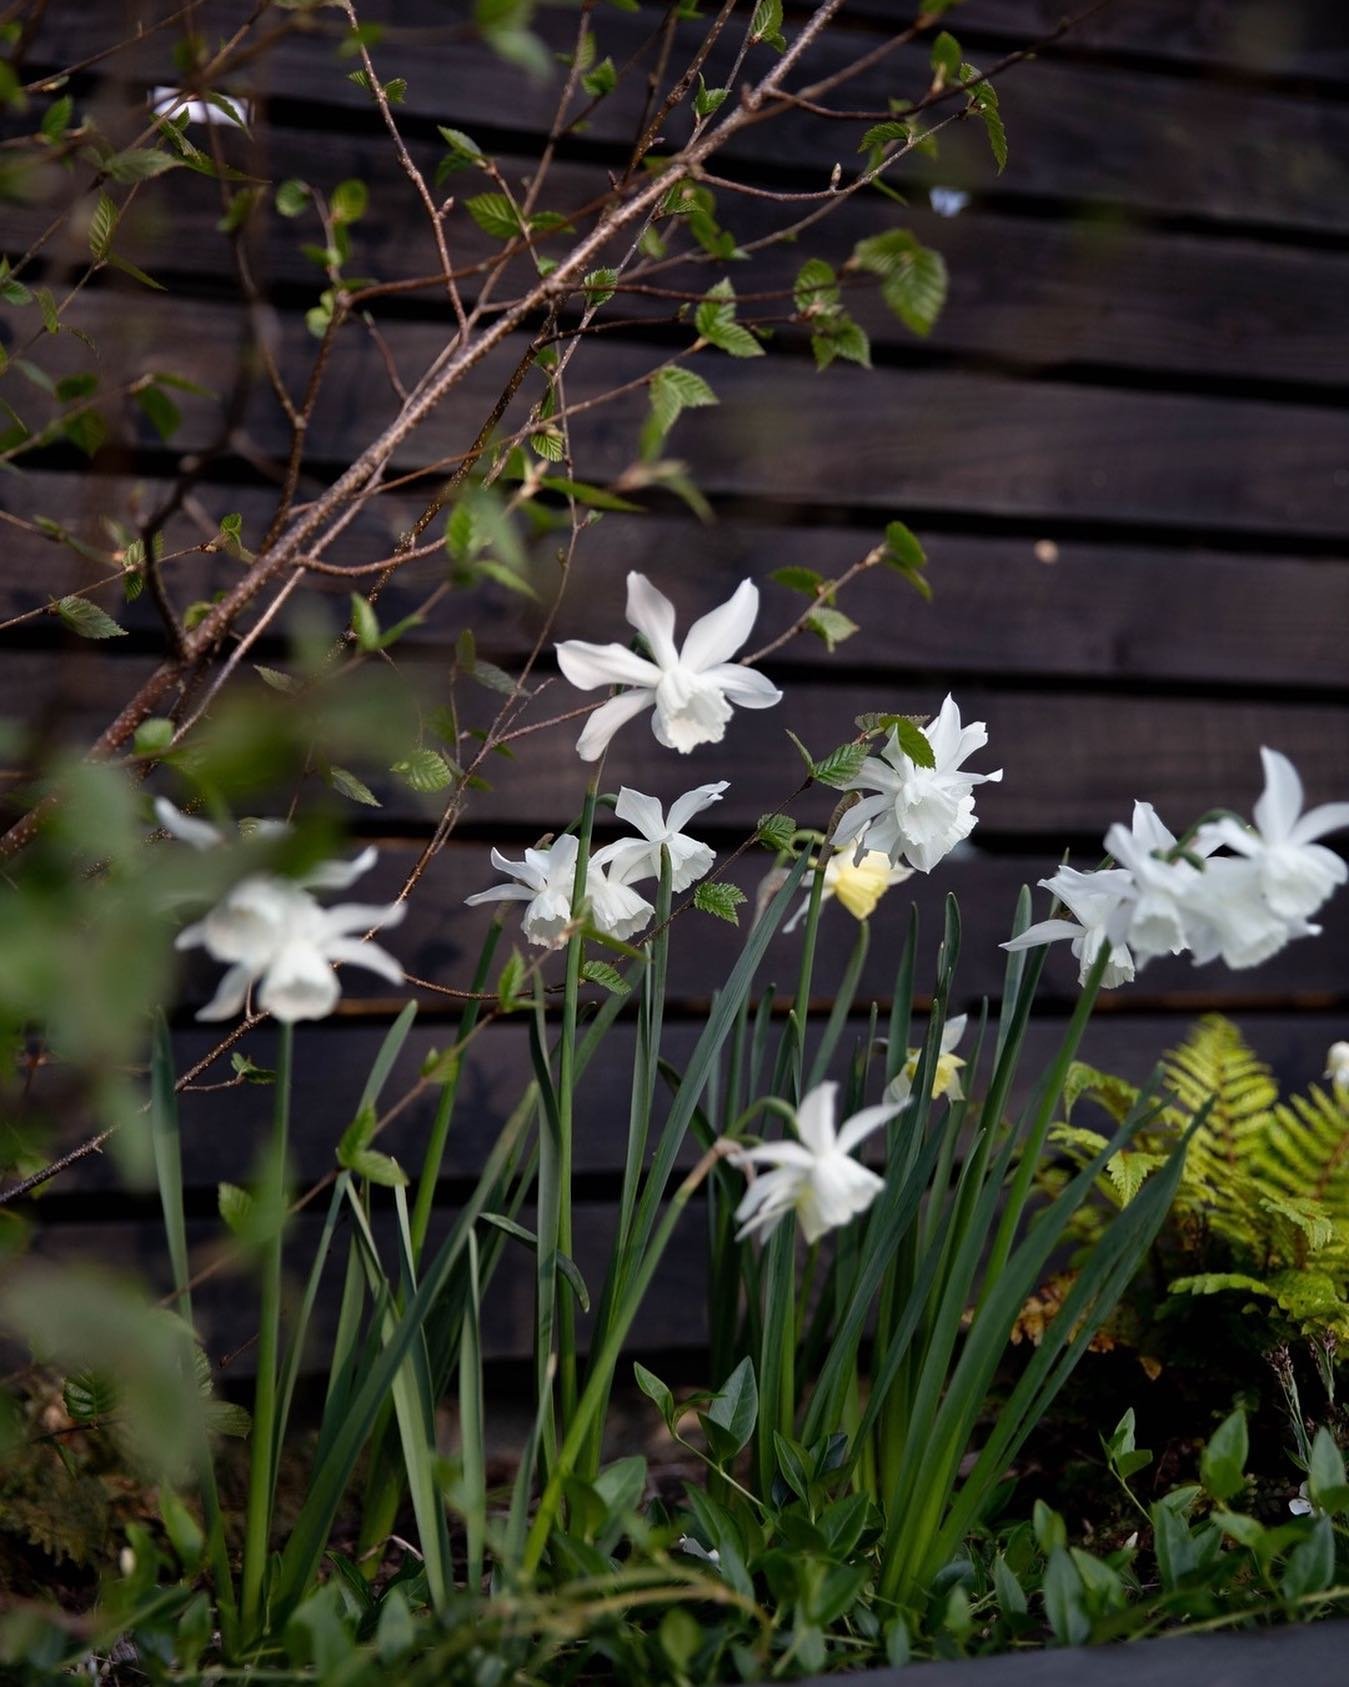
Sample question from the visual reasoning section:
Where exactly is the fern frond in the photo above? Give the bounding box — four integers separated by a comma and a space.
1161, 1014, 1276, 1244
1261, 1083, 1349, 1219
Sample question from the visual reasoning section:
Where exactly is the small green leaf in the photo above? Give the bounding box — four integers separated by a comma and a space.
497, 947, 527, 1011
391, 749, 456, 794
104, 147, 181, 183
218, 1183, 253, 1237
704, 1356, 757, 1454
40, 94, 73, 140
57, 595, 125, 639
1308, 1426, 1346, 1507
89, 192, 118, 261
330, 178, 368, 223
275, 178, 312, 217
134, 718, 175, 756
255, 665, 302, 695
749, 0, 785, 50
1200, 1408, 1249, 1503
962, 63, 1008, 172
135, 382, 182, 442
350, 594, 381, 651
693, 881, 747, 925
811, 741, 868, 789
64, 1371, 118, 1422
931, 31, 962, 82
581, 55, 617, 97
465, 192, 521, 240
756, 812, 796, 852
633, 1361, 678, 1433
328, 765, 381, 807
580, 960, 630, 996
581, 267, 617, 307
804, 606, 858, 652
771, 565, 823, 596
693, 77, 728, 118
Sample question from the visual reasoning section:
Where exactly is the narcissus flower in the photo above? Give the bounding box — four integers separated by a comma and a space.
784, 848, 911, 933
1002, 864, 1138, 989
179, 877, 404, 1023
466, 834, 654, 945
730, 1081, 900, 1244
555, 573, 781, 760
154, 797, 377, 889
1197, 748, 1349, 922
1103, 802, 1209, 968
836, 695, 1002, 873
1325, 1042, 1349, 1093
886, 1014, 968, 1106
600, 782, 727, 891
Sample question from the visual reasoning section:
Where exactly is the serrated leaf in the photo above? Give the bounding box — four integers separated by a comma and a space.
57, 595, 124, 639
931, 31, 962, 82
693, 881, 747, 925
643, 364, 718, 457
749, 0, 785, 50
330, 178, 368, 224
793, 258, 839, 315
254, 665, 302, 695
883, 520, 926, 570
962, 65, 1007, 172
40, 93, 73, 140
391, 749, 455, 794
437, 125, 484, 162
581, 55, 617, 97
885, 715, 936, 770
580, 960, 630, 996
104, 147, 181, 183
64, 1371, 118, 1422
811, 741, 868, 788
882, 245, 948, 338
465, 192, 521, 240
693, 77, 728, 118
347, 1149, 408, 1187
88, 192, 118, 262
328, 764, 380, 807
805, 606, 859, 652
756, 812, 796, 852
858, 119, 910, 153
581, 267, 617, 307
465, 657, 517, 697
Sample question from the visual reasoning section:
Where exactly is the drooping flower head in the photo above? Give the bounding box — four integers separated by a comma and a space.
162, 811, 404, 1024
600, 782, 727, 892
1002, 864, 1138, 990
835, 696, 1002, 873
556, 573, 782, 760
465, 833, 655, 946
1326, 1042, 1349, 1096
885, 1014, 969, 1107
1197, 748, 1349, 923
783, 848, 911, 934
730, 1081, 900, 1245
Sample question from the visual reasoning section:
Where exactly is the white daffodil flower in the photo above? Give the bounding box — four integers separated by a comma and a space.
1103, 802, 1213, 968
555, 573, 782, 760
465, 834, 654, 944
465, 836, 581, 947
783, 848, 911, 934
1001, 864, 1138, 989
1326, 1042, 1349, 1091
1181, 856, 1314, 971
179, 876, 404, 1024
600, 781, 727, 891
730, 1081, 899, 1245
1197, 748, 1349, 922
835, 695, 1002, 873
885, 1014, 968, 1107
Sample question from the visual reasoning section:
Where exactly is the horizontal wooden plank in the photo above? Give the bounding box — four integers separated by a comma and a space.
860, 0, 1349, 84
6, 650, 1348, 835
23, 1006, 1349, 1197
8, 294, 1349, 536
28, 4, 1349, 233
22, 1010, 1348, 1370
6, 478, 1349, 691
15, 131, 1349, 386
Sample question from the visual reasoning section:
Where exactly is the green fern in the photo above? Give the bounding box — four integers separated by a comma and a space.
1053, 1016, 1349, 1341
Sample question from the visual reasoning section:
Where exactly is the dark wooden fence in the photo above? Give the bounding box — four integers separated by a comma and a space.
3, 1, 1347, 1377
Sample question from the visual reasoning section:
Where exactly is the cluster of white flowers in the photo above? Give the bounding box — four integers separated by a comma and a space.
157, 801, 404, 1024
836, 694, 1002, 874
1003, 750, 1349, 988
465, 782, 726, 947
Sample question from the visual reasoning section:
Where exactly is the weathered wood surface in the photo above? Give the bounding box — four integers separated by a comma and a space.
4, 2, 1348, 1371
5, 483, 1349, 692
7, 294, 1349, 537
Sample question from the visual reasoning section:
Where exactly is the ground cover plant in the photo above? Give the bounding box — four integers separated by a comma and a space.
1, 2, 1347, 1681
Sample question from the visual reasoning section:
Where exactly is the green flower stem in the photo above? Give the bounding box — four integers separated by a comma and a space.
557, 779, 600, 1426
410, 917, 503, 1264
240, 1019, 293, 1638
